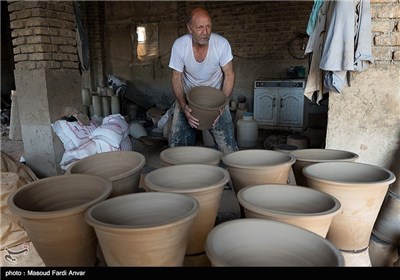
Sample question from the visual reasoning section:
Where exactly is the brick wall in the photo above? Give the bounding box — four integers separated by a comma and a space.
371, 0, 400, 62
8, 0, 78, 71
180, 1, 313, 60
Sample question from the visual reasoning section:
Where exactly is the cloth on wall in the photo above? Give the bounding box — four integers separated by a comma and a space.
306, 0, 325, 36
304, 0, 374, 104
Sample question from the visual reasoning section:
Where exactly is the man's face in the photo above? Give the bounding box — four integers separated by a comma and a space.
187, 12, 212, 46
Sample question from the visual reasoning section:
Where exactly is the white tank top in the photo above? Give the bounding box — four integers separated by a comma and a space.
169, 33, 233, 94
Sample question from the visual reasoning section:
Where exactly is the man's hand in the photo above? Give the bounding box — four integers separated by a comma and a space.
184, 104, 200, 128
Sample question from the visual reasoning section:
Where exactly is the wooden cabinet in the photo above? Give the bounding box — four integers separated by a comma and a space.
253, 79, 308, 131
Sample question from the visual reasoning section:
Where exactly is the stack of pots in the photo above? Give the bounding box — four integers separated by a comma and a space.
302, 161, 396, 266
370, 166, 400, 266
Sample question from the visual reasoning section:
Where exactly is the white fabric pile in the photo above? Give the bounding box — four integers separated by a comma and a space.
52, 114, 132, 170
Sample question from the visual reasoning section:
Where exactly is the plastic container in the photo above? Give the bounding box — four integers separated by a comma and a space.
237, 112, 258, 148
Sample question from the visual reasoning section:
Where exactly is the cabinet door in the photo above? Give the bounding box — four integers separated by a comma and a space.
278, 91, 304, 127
254, 90, 278, 126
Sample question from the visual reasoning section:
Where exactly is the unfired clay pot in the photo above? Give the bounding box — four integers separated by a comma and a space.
221, 149, 295, 193
66, 151, 145, 197
85, 192, 199, 266
205, 218, 344, 266
160, 146, 223, 166
369, 233, 399, 267
372, 190, 400, 245
186, 86, 227, 130
144, 164, 230, 255
291, 148, 359, 187
303, 161, 396, 251
7, 174, 112, 266
237, 184, 341, 237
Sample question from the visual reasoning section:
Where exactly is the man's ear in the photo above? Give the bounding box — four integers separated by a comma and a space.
186, 24, 192, 34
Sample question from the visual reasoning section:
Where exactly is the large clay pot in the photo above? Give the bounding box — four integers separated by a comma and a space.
186, 86, 227, 130
66, 151, 145, 197
205, 219, 344, 266
237, 184, 341, 237
291, 148, 359, 187
7, 174, 112, 266
144, 164, 230, 255
160, 146, 223, 166
85, 192, 199, 266
372, 190, 400, 245
369, 233, 399, 267
221, 149, 295, 193
303, 161, 396, 251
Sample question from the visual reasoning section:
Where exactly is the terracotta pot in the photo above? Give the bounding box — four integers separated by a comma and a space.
7, 174, 112, 266
186, 86, 227, 130
144, 164, 230, 255
66, 151, 145, 197
221, 149, 295, 193
237, 184, 341, 237
85, 192, 199, 266
160, 146, 223, 166
372, 190, 400, 245
303, 161, 395, 251
205, 219, 344, 266
291, 148, 359, 187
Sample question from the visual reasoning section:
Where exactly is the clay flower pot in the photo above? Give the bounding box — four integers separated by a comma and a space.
302, 161, 396, 251
237, 184, 341, 237
221, 149, 295, 193
186, 86, 227, 130
160, 146, 223, 166
7, 174, 112, 266
66, 151, 145, 197
205, 219, 344, 266
291, 148, 359, 187
373, 190, 400, 246
144, 164, 230, 255
85, 192, 199, 266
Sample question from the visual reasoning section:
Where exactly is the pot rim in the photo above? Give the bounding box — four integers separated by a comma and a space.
222, 149, 296, 169
290, 148, 359, 163
187, 86, 227, 111
144, 164, 230, 193
85, 192, 199, 231
205, 218, 345, 267
7, 174, 113, 219
66, 151, 146, 182
160, 146, 223, 165
237, 184, 341, 218
302, 161, 396, 186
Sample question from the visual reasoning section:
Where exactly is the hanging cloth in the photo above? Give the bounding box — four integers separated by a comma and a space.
304, 0, 374, 103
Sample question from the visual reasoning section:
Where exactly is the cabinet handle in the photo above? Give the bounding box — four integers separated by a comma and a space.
280, 98, 283, 108
273, 97, 276, 107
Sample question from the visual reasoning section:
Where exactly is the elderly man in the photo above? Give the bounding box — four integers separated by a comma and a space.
168, 7, 238, 154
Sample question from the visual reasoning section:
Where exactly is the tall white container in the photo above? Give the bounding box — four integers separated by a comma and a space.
111, 96, 120, 115
101, 96, 111, 117
237, 112, 258, 148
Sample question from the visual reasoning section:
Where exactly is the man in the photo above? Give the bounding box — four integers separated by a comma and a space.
168, 7, 238, 154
